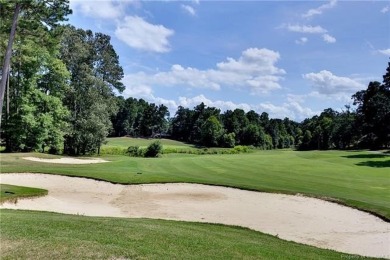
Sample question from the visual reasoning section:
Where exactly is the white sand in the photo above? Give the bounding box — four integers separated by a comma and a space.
0, 173, 389, 258
23, 157, 109, 164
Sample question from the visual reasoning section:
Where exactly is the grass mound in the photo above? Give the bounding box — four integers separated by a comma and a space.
0, 184, 47, 203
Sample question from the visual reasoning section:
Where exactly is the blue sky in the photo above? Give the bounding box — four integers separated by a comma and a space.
68, 0, 390, 121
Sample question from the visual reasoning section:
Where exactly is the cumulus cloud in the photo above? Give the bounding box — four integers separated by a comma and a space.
322, 34, 336, 43
257, 96, 318, 121
122, 75, 153, 97
123, 48, 285, 95
143, 94, 252, 118
302, 0, 337, 18
147, 94, 315, 121
174, 95, 252, 113
378, 49, 390, 56
70, 0, 132, 19
286, 24, 327, 34
181, 4, 196, 16
118, 86, 316, 122
115, 16, 174, 53
303, 70, 365, 95
160, 92, 329, 121
216, 48, 285, 75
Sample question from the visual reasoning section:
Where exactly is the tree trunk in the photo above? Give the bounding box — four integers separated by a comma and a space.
0, 3, 21, 129
6, 65, 9, 117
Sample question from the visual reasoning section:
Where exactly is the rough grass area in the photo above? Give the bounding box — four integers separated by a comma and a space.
1, 150, 389, 220
104, 137, 196, 148
0, 209, 362, 260
0, 184, 47, 203
101, 137, 250, 156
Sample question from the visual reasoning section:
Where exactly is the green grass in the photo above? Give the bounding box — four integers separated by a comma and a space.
100, 137, 252, 155
1, 150, 389, 220
0, 209, 364, 260
104, 137, 196, 149
0, 184, 47, 203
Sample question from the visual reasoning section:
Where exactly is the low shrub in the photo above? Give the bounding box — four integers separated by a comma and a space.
220, 133, 236, 148
162, 146, 253, 155
127, 146, 145, 157
99, 146, 128, 155
144, 141, 163, 158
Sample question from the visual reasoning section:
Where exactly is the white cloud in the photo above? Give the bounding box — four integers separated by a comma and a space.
322, 33, 336, 43
295, 37, 308, 45
122, 75, 153, 97
286, 24, 327, 34
119, 85, 321, 121
257, 103, 292, 118
303, 70, 365, 95
302, 0, 337, 18
181, 4, 196, 16
256, 101, 317, 121
119, 89, 316, 121
381, 5, 389, 13
70, 0, 129, 19
115, 16, 174, 53
378, 49, 390, 56
123, 48, 285, 95
149, 94, 316, 121
178, 95, 252, 112
217, 48, 285, 75
144, 94, 252, 117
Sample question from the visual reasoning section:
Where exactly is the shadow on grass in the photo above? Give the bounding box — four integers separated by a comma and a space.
343, 154, 389, 159
356, 160, 390, 168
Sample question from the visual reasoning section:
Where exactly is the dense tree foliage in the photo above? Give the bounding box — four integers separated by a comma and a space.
168, 104, 297, 148
0, 0, 71, 128
59, 26, 123, 155
1, 0, 71, 152
352, 79, 390, 149
111, 97, 169, 138
298, 63, 390, 150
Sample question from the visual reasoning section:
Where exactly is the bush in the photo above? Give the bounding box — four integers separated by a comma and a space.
144, 141, 163, 158
127, 146, 143, 157
48, 146, 61, 155
220, 133, 236, 148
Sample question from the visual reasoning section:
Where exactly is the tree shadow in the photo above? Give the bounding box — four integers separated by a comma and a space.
356, 160, 390, 168
343, 154, 389, 159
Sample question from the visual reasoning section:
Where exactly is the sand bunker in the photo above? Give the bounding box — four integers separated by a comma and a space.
0, 173, 389, 258
23, 157, 108, 164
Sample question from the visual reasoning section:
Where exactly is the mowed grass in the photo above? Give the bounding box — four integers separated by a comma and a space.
0, 184, 47, 203
0, 209, 361, 260
104, 137, 196, 148
1, 150, 389, 220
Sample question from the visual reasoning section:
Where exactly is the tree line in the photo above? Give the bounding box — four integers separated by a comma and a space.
1, 1, 389, 155
112, 64, 390, 151
298, 67, 389, 150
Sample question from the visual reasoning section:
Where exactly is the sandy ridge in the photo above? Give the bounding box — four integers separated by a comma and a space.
0, 173, 389, 258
